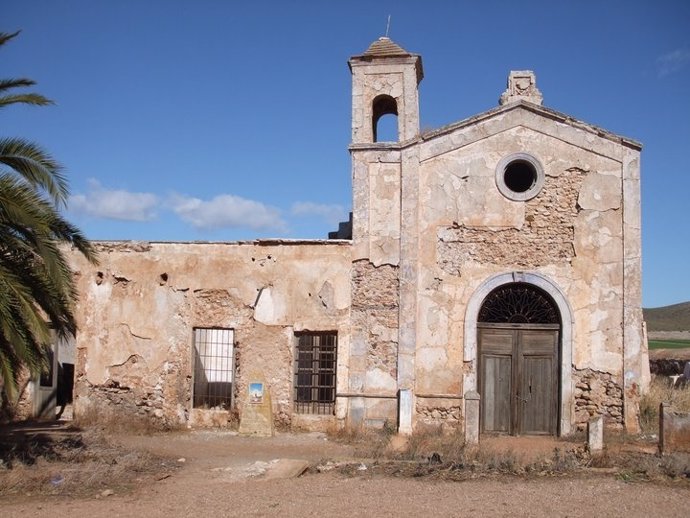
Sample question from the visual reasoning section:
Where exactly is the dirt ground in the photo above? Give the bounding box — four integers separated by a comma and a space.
2, 425, 689, 518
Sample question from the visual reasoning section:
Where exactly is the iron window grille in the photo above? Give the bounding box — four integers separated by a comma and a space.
294, 332, 337, 415
192, 328, 234, 410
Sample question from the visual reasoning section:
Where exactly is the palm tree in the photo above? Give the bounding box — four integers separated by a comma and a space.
0, 30, 97, 405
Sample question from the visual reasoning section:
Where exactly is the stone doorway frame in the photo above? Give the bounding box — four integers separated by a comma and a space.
464, 272, 574, 438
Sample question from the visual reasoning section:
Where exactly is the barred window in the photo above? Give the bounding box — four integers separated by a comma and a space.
294, 332, 337, 415
193, 328, 234, 410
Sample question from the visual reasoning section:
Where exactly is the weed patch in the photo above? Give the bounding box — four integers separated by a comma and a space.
639, 376, 690, 434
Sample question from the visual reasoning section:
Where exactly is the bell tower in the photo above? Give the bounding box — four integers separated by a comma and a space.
346, 38, 423, 433
348, 37, 423, 144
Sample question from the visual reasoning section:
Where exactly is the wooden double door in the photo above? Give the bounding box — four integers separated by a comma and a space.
479, 325, 559, 435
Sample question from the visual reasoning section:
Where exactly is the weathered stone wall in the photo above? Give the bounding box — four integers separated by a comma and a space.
348, 260, 400, 426
349, 144, 404, 426
437, 167, 584, 275
348, 101, 643, 435
350, 48, 421, 144
573, 368, 624, 429
67, 240, 351, 429
351, 260, 399, 380
416, 399, 462, 433
410, 111, 640, 432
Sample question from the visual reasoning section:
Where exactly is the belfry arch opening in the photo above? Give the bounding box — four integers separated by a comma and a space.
477, 283, 561, 436
372, 94, 399, 142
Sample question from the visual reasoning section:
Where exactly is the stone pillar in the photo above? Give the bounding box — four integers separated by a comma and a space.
588, 416, 604, 452
397, 146, 420, 410
622, 148, 645, 433
398, 389, 413, 435
464, 391, 480, 445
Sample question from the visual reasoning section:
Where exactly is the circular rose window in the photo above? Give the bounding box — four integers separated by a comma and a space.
495, 153, 545, 201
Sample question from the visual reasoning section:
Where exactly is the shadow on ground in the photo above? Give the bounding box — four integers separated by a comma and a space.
0, 420, 84, 467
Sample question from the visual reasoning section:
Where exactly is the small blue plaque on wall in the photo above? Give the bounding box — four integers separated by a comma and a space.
249, 382, 264, 404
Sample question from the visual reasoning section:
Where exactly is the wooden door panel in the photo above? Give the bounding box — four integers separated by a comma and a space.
520, 330, 558, 355
479, 327, 559, 436
479, 328, 514, 354
519, 356, 555, 434
481, 355, 512, 433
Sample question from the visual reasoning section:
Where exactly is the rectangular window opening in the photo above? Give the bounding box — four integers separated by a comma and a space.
294, 332, 337, 415
193, 328, 234, 410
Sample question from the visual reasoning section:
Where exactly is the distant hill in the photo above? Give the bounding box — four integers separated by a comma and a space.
643, 301, 690, 332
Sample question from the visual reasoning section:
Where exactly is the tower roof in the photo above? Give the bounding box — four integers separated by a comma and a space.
349, 37, 423, 82
362, 36, 412, 57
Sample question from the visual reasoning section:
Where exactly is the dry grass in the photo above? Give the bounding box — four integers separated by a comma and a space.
0, 427, 175, 497
328, 425, 584, 473
326, 421, 396, 459
639, 376, 690, 434
328, 423, 689, 482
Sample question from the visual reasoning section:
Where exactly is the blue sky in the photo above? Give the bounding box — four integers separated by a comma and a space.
4, 1, 689, 308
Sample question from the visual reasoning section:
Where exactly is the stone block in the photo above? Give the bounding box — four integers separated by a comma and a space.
263, 459, 310, 480
659, 402, 690, 454
398, 389, 413, 435
464, 390, 480, 445
588, 416, 604, 452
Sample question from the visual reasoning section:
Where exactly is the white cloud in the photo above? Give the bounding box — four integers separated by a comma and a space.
291, 201, 347, 225
657, 48, 690, 77
169, 193, 286, 231
69, 179, 158, 221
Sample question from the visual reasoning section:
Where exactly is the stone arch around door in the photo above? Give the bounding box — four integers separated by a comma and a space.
463, 272, 574, 437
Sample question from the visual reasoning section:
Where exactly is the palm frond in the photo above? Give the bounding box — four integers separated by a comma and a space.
0, 31, 21, 47
0, 138, 68, 205
0, 93, 54, 108
0, 78, 37, 92
0, 29, 97, 399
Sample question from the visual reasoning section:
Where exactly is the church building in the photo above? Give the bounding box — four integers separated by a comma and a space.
54, 37, 648, 438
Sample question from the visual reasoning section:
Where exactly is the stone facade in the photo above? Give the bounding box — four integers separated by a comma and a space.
344, 37, 647, 436
67, 240, 351, 429
35, 37, 649, 437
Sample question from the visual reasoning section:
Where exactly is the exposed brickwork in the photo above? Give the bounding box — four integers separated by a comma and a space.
351, 260, 399, 379
417, 403, 461, 422
77, 377, 179, 426
438, 168, 585, 275
352, 260, 399, 307
573, 368, 623, 429
73, 347, 190, 427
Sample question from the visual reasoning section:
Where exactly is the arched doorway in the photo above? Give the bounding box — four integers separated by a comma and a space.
477, 283, 561, 435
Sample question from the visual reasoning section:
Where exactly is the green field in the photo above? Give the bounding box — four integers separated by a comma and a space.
648, 339, 690, 350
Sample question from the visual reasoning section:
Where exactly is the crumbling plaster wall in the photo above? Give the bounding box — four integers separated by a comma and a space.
67, 240, 351, 428
413, 117, 636, 428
